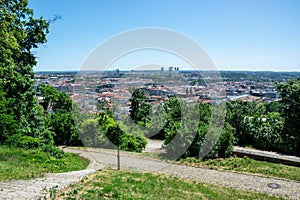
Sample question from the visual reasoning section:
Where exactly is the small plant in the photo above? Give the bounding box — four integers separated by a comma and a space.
43, 185, 58, 199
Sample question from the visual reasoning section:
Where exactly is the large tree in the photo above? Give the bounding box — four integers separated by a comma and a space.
0, 0, 50, 145
276, 79, 300, 155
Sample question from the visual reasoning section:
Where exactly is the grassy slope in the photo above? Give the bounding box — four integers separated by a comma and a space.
56, 169, 283, 200
0, 147, 89, 181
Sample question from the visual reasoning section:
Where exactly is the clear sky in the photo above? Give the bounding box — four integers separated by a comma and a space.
29, 0, 300, 72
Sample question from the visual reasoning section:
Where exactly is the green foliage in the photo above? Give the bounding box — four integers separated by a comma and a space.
119, 132, 146, 152
244, 112, 284, 151
224, 80, 300, 155
40, 84, 73, 113
75, 111, 147, 152
226, 100, 265, 146
226, 99, 287, 153
118, 121, 147, 152
129, 88, 151, 126
40, 84, 79, 146
173, 123, 234, 160
0, 0, 58, 151
266, 101, 284, 113
144, 103, 167, 138
153, 96, 182, 140
6, 135, 40, 149
0, 88, 17, 143
98, 114, 147, 152
164, 96, 182, 121
163, 102, 234, 160
45, 111, 77, 145
207, 124, 235, 159
276, 79, 300, 155
41, 144, 64, 159
226, 84, 300, 155
77, 117, 110, 148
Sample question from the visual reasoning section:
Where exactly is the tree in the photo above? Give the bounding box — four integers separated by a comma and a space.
276, 79, 300, 155
40, 84, 73, 113
0, 0, 52, 147
77, 118, 104, 147
40, 84, 78, 146
0, 87, 17, 143
99, 114, 147, 152
226, 100, 264, 146
163, 102, 234, 159
153, 96, 181, 140
244, 112, 284, 151
129, 88, 151, 126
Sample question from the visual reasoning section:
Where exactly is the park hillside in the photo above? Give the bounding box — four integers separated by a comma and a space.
1, 0, 300, 160
1, 1, 300, 194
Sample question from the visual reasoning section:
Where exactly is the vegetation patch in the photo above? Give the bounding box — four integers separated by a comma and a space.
0, 147, 89, 181
56, 168, 283, 200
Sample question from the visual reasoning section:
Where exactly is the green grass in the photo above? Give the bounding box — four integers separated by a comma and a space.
178, 156, 300, 181
0, 147, 90, 181
56, 168, 283, 200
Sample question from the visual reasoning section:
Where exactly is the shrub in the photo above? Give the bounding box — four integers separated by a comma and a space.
204, 124, 234, 159
7, 135, 40, 149
76, 114, 148, 153
244, 112, 284, 152
120, 133, 147, 152
164, 122, 234, 160
41, 144, 64, 158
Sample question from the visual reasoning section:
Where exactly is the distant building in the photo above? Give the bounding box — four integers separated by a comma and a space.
169, 66, 173, 72
161, 67, 164, 72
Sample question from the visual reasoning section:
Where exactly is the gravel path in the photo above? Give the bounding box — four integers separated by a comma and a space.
0, 161, 104, 200
64, 147, 300, 200
1, 146, 300, 199
142, 139, 165, 153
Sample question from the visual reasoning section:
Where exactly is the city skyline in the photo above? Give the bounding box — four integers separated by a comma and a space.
29, 0, 300, 72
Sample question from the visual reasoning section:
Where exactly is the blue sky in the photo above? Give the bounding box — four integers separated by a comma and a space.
29, 0, 300, 71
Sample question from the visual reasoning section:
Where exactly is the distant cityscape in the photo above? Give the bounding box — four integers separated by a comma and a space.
34, 69, 300, 114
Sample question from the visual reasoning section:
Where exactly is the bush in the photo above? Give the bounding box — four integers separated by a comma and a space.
243, 112, 284, 152
204, 124, 234, 159
164, 121, 234, 160
46, 112, 77, 146
78, 118, 111, 148
163, 101, 234, 160
41, 144, 64, 158
77, 114, 147, 153
6, 135, 40, 149
120, 132, 147, 152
